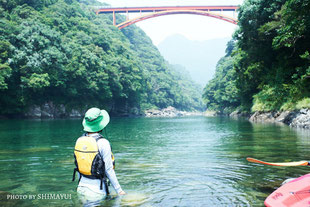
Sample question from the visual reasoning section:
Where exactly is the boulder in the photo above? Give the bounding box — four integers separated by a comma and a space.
145, 106, 202, 117
249, 109, 310, 129
290, 109, 310, 129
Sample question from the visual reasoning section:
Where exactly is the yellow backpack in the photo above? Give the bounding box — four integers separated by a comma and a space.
72, 135, 114, 194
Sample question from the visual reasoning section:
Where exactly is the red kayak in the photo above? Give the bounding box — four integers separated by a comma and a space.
265, 173, 310, 207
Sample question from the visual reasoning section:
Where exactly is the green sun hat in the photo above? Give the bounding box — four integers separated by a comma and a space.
82, 108, 110, 132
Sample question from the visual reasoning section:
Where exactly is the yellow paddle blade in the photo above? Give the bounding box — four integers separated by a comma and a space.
246, 157, 309, 166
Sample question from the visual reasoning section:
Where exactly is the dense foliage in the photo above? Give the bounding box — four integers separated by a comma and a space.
0, 0, 203, 116
203, 0, 310, 112
202, 40, 240, 112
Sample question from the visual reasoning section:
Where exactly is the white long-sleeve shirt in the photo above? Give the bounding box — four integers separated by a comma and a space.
77, 133, 123, 194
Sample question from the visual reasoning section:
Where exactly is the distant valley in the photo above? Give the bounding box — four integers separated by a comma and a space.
157, 34, 230, 86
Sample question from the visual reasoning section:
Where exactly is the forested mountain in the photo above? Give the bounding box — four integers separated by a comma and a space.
203, 0, 310, 112
158, 34, 230, 86
0, 0, 204, 117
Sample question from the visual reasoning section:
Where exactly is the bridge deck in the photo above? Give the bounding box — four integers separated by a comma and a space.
96, 6, 239, 14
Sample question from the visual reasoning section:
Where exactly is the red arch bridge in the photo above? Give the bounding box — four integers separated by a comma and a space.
95, 6, 239, 29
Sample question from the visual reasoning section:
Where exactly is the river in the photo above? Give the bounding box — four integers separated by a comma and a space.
0, 116, 309, 207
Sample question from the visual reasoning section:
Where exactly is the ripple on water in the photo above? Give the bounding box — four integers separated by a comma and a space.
0, 117, 309, 206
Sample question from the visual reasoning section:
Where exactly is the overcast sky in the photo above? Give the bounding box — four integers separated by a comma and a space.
99, 0, 244, 45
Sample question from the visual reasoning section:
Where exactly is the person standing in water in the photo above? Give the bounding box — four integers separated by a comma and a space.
72, 107, 126, 204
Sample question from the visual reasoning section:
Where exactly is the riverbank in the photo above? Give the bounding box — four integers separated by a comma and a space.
248, 109, 310, 129
18, 104, 203, 119
10, 104, 310, 129
220, 109, 310, 129
203, 108, 310, 129
145, 106, 203, 117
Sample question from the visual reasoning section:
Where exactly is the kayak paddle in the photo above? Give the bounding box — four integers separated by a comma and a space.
246, 157, 310, 166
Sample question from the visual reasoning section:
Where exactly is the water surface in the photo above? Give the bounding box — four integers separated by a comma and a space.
0, 116, 310, 206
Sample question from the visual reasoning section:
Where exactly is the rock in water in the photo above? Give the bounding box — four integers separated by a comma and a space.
120, 192, 148, 206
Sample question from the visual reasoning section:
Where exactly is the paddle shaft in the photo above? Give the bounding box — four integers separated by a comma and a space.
246, 157, 310, 167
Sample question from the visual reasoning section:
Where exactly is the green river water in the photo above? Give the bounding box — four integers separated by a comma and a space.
0, 116, 310, 207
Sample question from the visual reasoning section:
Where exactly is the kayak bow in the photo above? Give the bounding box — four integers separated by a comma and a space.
265, 173, 310, 207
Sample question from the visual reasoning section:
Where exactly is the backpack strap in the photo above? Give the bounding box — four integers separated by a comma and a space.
78, 173, 82, 183
102, 176, 110, 195
72, 168, 77, 181
94, 135, 110, 194
72, 153, 79, 181
95, 136, 110, 194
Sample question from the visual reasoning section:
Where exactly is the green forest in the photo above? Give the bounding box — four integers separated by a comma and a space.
0, 0, 203, 117
1, 0, 309, 117
203, 0, 310, 113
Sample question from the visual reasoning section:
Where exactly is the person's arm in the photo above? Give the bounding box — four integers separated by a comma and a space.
99, 139, 125, 195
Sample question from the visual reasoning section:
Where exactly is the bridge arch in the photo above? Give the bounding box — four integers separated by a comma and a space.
117, 10, 238, 29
